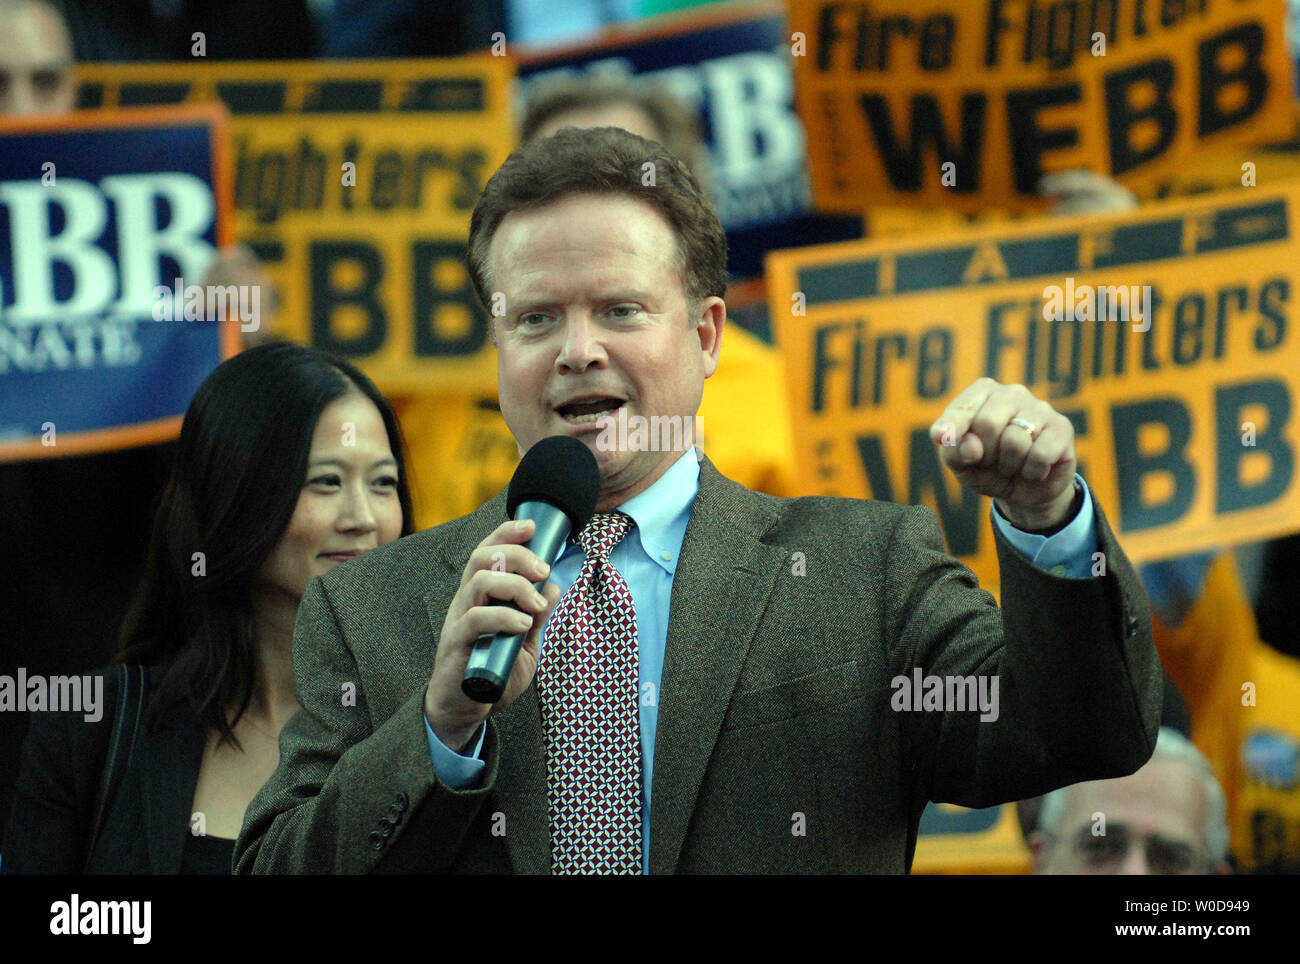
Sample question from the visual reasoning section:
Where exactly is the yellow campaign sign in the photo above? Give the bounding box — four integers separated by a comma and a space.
76, 58, 516, 394
912, 802, 1031, 874
769, 184, 1300, 593
869, 104, 1300, 238
788, 0, 1294, 212
1146, 102, 1300, 199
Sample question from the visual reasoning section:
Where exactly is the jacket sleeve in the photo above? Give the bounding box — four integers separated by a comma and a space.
233, 574, 502, 873
883, 489, 1162, 810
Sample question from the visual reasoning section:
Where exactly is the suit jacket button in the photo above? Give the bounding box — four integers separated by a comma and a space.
368, 830, 385, 850
394, 792, 409, 812
380, 824, 393, 838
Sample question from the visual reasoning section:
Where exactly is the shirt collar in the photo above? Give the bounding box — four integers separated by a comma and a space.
562, 448, 700, 576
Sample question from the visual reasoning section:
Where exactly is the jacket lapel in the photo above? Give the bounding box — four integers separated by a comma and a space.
137, 681, 206, 873
426, 461, 785, 875
486, 683, 550, 873
427, 491, 552, 874
649, 459, 784, 874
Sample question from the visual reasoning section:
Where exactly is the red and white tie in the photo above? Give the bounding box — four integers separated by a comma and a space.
537, 511, 641, 874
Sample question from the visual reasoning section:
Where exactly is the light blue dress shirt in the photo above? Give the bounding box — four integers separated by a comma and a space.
424, 450, 1099, 873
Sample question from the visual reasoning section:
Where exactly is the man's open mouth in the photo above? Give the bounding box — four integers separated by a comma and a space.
556, 396, 625, 424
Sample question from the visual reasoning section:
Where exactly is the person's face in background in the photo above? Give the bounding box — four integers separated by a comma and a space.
0, 1, 74, 116
489, 191, 724, 510
256, 393, 404, 602
1030, 756, 1228, 874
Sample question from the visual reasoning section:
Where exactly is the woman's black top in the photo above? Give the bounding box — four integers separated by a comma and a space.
180, 834, 237, 876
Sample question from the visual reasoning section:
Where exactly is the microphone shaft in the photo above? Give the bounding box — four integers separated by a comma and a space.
462, 501, 570, 703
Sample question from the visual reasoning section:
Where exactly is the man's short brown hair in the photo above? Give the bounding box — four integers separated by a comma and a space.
466, 126, 728, 314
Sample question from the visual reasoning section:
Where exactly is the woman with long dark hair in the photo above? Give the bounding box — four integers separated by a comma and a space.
2, 341, 414, 873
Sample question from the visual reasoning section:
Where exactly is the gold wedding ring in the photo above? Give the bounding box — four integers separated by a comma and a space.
1009, 417, 1039, 441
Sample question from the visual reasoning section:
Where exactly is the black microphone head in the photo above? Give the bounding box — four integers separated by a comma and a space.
506, 435, 601, 534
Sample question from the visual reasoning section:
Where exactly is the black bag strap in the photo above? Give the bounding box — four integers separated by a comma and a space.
83, 664, 147, 872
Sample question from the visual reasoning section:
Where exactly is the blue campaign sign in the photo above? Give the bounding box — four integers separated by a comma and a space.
517, 2, 863, 292
0, 105, 235, 461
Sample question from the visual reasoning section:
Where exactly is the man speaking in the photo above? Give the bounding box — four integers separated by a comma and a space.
234, 128, 1160, 874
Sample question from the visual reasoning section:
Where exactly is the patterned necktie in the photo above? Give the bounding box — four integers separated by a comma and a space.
537, 510, 641, 874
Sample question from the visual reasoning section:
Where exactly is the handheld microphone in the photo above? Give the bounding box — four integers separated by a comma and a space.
462, 435, 600, 704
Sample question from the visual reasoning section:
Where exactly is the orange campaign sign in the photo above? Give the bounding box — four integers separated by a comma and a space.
75, 58, 516, 395
912, 802, 1031, 874
1145, 102, 1300, 199
768, 183, 1300, 592
787, 0, 1295, 212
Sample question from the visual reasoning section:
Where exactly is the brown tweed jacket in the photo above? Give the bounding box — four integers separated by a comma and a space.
234, 457, 1160, 873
